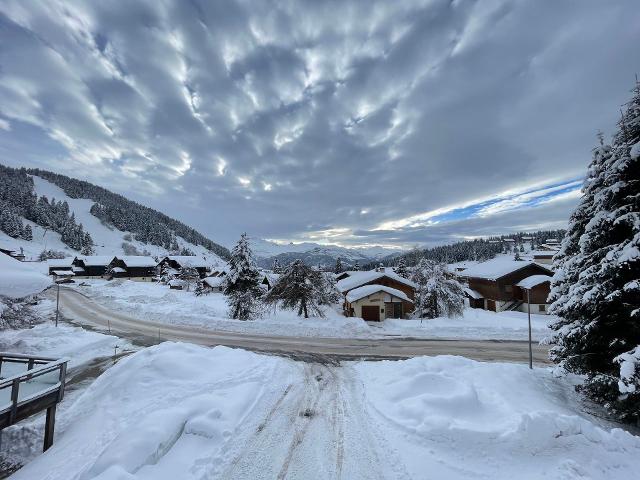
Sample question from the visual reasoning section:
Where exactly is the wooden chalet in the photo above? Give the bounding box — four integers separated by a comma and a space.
72, 256, 115, 277
158, 256, 210, 278
515, 275, 553, 314
202, 275, 225, 293
47, 258, 74, 276
462, 259, 553, 313
337, 269, 416, 320
107, 256, 157, 281
530, 250, 555, 265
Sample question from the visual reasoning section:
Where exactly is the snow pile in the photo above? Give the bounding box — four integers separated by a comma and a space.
10, 343, 295, 480
0, 254, 51, 299
615, 346, 640, 394
356, 355, 640, 479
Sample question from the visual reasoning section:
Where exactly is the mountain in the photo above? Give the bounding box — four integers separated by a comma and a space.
252, 239, 403, 269
0, 164, 228, 265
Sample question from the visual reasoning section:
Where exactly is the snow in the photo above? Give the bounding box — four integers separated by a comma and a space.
0, 254, 51, 299
110, 267, 126, 273
630, 140, 640, 159
463, 286, 483, 299
9, 344, 640, 479
203, 276, 224, 287
164, 256, 210, 268
461, 258, 551, 280
615, 346, 640, 394
337, 270, 416, 293
46, 258, 74, 268
516, 275, 552, 289
70, 280, 554, 340
117, 256, 157, 268
354, 355, 640, 479
346, 284, 412, 303
51, 270, 74, 276
77, 256, 115, 267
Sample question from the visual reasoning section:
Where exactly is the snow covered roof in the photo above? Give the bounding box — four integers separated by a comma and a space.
204, 276, 225, 287
52, 270, 74, 276
116, 256, 157, 267
165, 256, 209, 268
337, 270, 416, 293
463, 287, 483, 299
47, 258, 74, 268
72, 266, 85, 273
530, 250, 555, 257
0, 254, 51, 298
111, 267, 126, 273
346, 285, 412, 303
461, 258, 551, 281
77, 255, 115, 266
516, 275, 552, 289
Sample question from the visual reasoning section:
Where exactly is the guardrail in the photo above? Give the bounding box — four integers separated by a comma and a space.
0, 352, 68, 452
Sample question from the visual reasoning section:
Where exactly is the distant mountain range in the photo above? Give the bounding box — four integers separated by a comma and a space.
251, 238, 403, 269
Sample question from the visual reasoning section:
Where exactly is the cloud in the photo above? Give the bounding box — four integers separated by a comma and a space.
0, 0, 638, 247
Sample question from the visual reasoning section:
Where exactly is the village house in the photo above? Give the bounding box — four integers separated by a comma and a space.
530, 250, 555, 265
72, 256, 115, 278
515, 275, 553, 314
260, 272, 280, 290
157, 256, 211, 278
461, 258, 553, 314
47, 258, 74, 276
337, 269, 416, 320
202, 275, 225, 293
106, 256, 157, 281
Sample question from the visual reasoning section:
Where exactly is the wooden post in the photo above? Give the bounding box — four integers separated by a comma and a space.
55, 283, 60, 327
527, 289, 533, 370
43, 405, 56, 452
9, 378, 20, 423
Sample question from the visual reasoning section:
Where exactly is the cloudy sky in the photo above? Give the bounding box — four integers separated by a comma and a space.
0, 0, 638, 249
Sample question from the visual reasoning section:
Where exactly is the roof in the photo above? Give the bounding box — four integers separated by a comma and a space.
337, 270, 416, 293
52, 270, 74, 276
463, 287, 483, 299
462, 258, 552, 281
516, 275, 552, 289
346, 285, 412, 303
47, 258, 74, 268
204, 276, 225, 287
530, 250, 555, 257
116, 256, 157, 267
164, 256, 209, 269
111, 267, 126, 273
262, 272, 280, 284
77, 256, 115, 267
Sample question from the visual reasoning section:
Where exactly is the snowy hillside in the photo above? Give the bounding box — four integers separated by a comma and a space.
0, 174, 226, 267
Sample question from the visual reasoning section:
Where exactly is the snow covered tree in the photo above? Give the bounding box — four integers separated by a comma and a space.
264, 260, 338, 318
224, 233, 263, 320
394, 257, 409, 278
22, 224, 33, 241
179, 267, 200, 292
549, 81, 640, 423
194, 280, 208, 297
514, 250, 522, 261
272, 258, 282, 274
411, 259, 465, 319
352, 261, 360, 271
334, 257, 344, 274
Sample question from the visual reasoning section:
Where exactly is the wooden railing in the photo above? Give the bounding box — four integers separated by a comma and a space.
0, 352, 68, 451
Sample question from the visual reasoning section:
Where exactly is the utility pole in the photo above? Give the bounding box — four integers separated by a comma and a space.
527, 288, 533, 369
55, 283, 60, 327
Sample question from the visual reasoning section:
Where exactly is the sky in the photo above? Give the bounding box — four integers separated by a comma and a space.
0, 0, 638, 250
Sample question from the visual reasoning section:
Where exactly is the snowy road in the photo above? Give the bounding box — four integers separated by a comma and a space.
55, 287, 550, 364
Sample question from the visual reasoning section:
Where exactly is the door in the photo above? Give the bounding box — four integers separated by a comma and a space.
361, 305, 380, 321
486, 299, 496, 311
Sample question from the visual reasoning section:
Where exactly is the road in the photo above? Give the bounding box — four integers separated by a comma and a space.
54, 287, 550, 364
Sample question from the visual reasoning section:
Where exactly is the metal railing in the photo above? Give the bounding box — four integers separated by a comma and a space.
0, 352, 68, 451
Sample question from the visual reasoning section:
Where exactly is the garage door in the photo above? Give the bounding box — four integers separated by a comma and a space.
361, 305, 380, 321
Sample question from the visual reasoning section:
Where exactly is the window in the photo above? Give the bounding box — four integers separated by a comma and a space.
539, 304, 546, 312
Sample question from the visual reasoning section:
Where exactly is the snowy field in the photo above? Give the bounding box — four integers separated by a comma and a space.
72, 279, 553, 340
9, 343, 640, 480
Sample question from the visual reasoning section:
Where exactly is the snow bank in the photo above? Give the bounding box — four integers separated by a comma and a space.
355, 356, 640, 479
10, 343, 295, 480
0, 254, 51, 298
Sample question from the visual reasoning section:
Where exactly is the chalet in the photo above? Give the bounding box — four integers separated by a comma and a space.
260, 272, 280, 291
337, 270, 416, 319
0, 244, 25, 261
530, 250, 555, 265
47, 258, 74, 276
158, 256, 210, 278
462, 259, 553, 313
72, 256, 115, 277
207, 268, 228, 278
515, 275, 553, 314
202, 275, 225, 292
344, 285, 413, 321
107, 256, 157, 281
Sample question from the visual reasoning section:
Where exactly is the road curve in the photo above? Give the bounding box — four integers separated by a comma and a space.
54, 287, 551, 364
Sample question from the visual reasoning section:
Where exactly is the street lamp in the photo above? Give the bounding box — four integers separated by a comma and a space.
55, 282, 60, 327
525, 288, 533, 369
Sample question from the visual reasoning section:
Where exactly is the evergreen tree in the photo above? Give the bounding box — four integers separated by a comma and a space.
411, 259, 465, 319
514, 250, 522, 261
272, 258, 282, 274
22, 224, 33, 241
549, 82, 640, 423
194, 280, 208, 297
264, 260, 338, 318
393, 257, 409, 278
334, 258, 344, 274
224, 234, 263, 320
352, 261, 360, 271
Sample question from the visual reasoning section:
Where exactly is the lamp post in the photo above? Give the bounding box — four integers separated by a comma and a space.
526, 288, 533, 369
55, 282, 60, 327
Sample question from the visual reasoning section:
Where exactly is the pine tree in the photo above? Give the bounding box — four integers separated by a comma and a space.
514, 250, 522, 261
549, 81, 640, 423
264, 260, 338, 318
194, 280, 208, 296
352, 261, 360, 271
411, 259, 465, 319
394, 257, 409, 278
334, 258, 343, 274
272, 258, 282, 274
224, 233, 263, 320
22, 224, 33, 241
